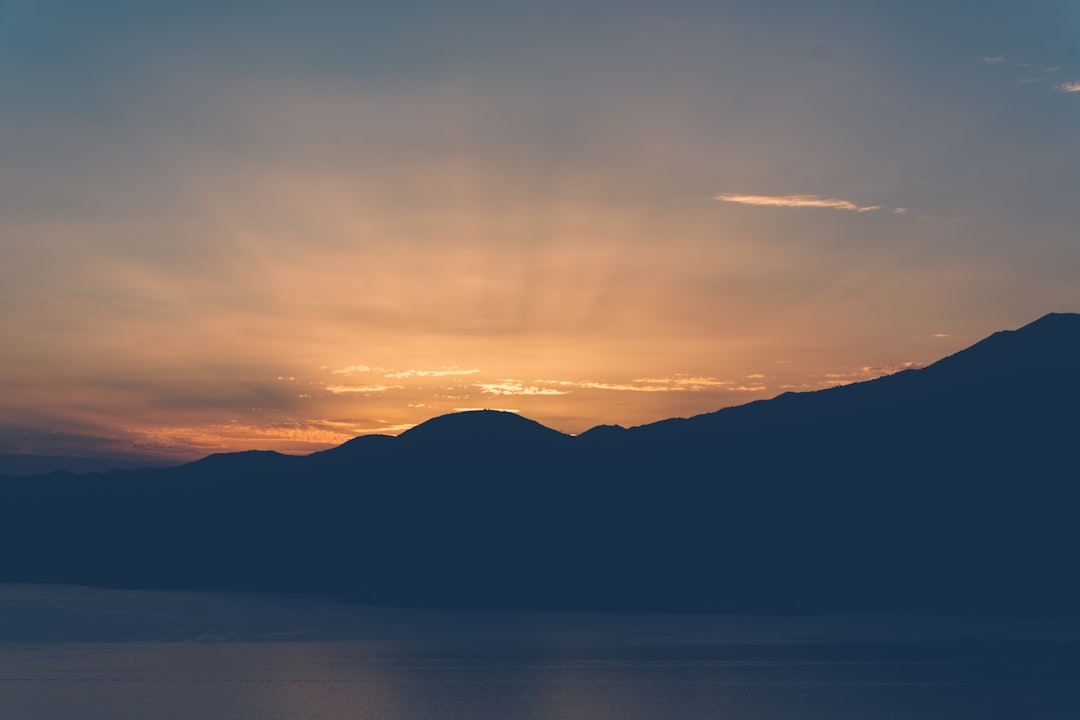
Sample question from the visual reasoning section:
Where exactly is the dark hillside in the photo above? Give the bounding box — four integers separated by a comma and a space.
2, 314, 1078, 614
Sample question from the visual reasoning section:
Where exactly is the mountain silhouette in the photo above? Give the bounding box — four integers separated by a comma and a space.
0, 454, 169, 477
400, 409, 572, 452
1, 313, 1078, 614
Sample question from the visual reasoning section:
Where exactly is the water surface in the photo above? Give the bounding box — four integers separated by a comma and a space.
2, 585, 1078, 719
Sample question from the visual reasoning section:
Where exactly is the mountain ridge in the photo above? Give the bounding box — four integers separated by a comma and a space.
1, 312, 1078, 615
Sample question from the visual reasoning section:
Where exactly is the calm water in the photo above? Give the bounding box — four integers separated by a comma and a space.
2, 585, 1079, 719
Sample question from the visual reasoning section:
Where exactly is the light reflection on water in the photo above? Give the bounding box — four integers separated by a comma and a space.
2, 585, 1080, 719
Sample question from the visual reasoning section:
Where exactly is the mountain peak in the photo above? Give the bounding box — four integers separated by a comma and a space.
1012, 312, 1080, 340
1024, 311, 1080, 325
577, 424, 627, 443
931, 311, 1080, 376
399, 410, 570, 446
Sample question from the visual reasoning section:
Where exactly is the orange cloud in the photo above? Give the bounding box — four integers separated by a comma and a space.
384, 367, 481, 379
324, 384, 402, 394
535, 375, 737, 392
476, 382, 568, 396
332, 365, 373, 375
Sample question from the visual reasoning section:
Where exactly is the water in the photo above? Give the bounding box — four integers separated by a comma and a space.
2, 585, 1079, 719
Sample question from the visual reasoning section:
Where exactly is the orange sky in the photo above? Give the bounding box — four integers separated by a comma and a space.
1, 1, 1078, 463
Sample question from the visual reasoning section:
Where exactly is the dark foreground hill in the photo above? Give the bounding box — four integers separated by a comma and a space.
2, 313, 1079, 614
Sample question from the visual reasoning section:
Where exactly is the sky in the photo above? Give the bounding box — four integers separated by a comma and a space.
1, 0, 1078, 464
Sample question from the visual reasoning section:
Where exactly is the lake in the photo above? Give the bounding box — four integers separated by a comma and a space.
2, 584, 1079, 719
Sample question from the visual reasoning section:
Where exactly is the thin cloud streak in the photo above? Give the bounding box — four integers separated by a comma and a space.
324, 384, 401, 394
536, 376, 741, 393
981, 54, 1079, 94
332, 365, 480, 378
476, 382, 568, 396
384, 368, 481, 379
816, 361, 925, 389
716, 193, 889, 213
332, 365, 372, 375
127, 420, 378, 455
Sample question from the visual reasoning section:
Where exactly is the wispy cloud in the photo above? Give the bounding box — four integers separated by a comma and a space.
332, 365, 372, 375
347, 422, 416, 434
324, 384, 401, 394
715, 193, 887, 213
384, 367, 480, 378
331, 364, 480, 378
535, 375, 745, 393
475, 382, 568, 396
632, 376, 735, 388
982, 55, 1079, 93
861, 362, 923, 374
816, 361, 924, 388
127, 419, 392, 454
559, 381, 672, 392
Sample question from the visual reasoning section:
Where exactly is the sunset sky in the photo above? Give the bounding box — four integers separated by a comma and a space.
2, 0, 1078, 463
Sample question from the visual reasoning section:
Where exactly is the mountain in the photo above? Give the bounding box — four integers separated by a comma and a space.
0, 454, 171, 477
1, 313, 1078, 614
402, 409, 570, 443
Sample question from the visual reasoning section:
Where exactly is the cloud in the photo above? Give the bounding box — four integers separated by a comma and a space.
715, 193, 886, 213
331, 365, 372, 375
331, 365, 481, 378
125, 416, 420, 456
816, 361, 924, 388
475, 382, 568, 396
384, 367, 480, 378
565, 382, 672, 392
324, 384, 401, 394
982, 55, 1079, 94
861, 362, 923, 374
348, 423, 417, 434
632, 376, 735, 388
536, 375, 739, 393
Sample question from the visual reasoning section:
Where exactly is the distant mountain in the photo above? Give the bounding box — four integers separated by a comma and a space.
1, 313, 1078, 614
0, 454, 171, 477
